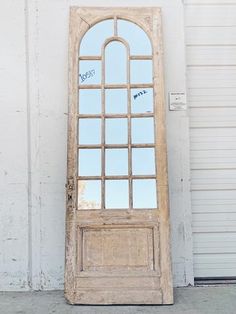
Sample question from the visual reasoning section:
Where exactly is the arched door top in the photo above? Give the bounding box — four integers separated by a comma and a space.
79, 17, 152, 56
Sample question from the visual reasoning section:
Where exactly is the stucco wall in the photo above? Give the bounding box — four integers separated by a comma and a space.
0, 0, 193, 290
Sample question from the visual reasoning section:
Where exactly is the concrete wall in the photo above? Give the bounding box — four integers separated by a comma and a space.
0, 0, 193, 290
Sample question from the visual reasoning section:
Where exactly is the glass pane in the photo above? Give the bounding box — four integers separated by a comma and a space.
105, 118, 128, 144
106, 149, 128, 175
79, 89, 101, 114
133, 179, 157, 209
78, 149, 101, 176
80, 19, 113, 55
105, 89, 127, 114
132, 148, 155, 175
130, 60, 152, 84
79, 61, 101, 84
132, 118, 155, 144
105, 41, 127, 84
131, 88, 153, 114
117, 19, 152, 55
78, 180, 101, 209
105, 180, 129, 209
78, 119, 101, 145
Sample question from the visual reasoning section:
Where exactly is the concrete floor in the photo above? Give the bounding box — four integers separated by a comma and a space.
0, 286, 236, 314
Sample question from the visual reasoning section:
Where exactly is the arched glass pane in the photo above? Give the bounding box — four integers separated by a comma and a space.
80, 19, 113, 55
117, 19, 152, 55
105, 41, 127, 84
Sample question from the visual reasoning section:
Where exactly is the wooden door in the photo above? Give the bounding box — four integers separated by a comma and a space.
65, 7, 173, 304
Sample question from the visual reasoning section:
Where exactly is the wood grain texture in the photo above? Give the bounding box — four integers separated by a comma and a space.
152, 7, 173, 304
65, 6, 173, 305
65, 7, 89, 303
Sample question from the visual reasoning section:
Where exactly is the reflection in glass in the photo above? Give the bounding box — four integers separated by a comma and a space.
78, 180, 101, 209
79, 60, 101, 84
79, 89, 101, 114
105, 180, 129, 209
132, 148, 155, 175
132, 118, 154, 144
130, 60, 152, 84
105, 118, 128, 144
105, 89, 127, 114
117, 19, 152, 55
106, 149, 128, 175
80, 19, 113, 55
131, 88, 153, 114
78, 119, 101, 145
78, 149, 101, 176
105, 41, 127, 84
133, 179, 157, 208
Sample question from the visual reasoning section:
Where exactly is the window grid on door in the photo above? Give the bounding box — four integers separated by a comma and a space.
77, 17, 158, 210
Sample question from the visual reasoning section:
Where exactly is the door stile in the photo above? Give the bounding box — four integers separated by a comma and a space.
65, 9, 89, 303
152, 8, 173, 304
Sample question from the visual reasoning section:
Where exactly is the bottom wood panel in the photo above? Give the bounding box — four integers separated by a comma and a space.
81, 226, 154, 272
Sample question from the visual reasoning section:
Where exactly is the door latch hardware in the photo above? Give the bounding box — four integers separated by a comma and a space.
66, 178, 74, 203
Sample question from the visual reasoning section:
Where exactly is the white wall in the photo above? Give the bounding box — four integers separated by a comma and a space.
0, 0, 193, 290
0, 1, 29, 290
185, 0, 236, 278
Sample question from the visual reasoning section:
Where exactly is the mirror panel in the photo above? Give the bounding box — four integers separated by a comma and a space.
78, 149, 101, 176
130, 60, 152, 84
105, 149, 128, 175
133, 179, 157, 208
132, 148, 155, 175
131, 118, 155, 144
117, 19, 152, 55
79, 89, 101, 114
77, 17, 158, 212
79, 61, 101, 84
80, 19, 113, 56
105, 118, 128, 144
105, 41, 127, 84
105, 180, 129, 209
105, 89, 127, 114
78, 119, 101, 145
77, 180, 101, 209
131, 88, 153, 114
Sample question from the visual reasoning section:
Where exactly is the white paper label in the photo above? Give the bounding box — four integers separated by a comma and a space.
169, 92, 187, 111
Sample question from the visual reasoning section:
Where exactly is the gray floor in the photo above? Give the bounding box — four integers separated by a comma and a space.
0, 286, 236, 314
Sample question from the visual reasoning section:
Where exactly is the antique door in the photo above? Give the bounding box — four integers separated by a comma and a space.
65, 7, 173, 304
